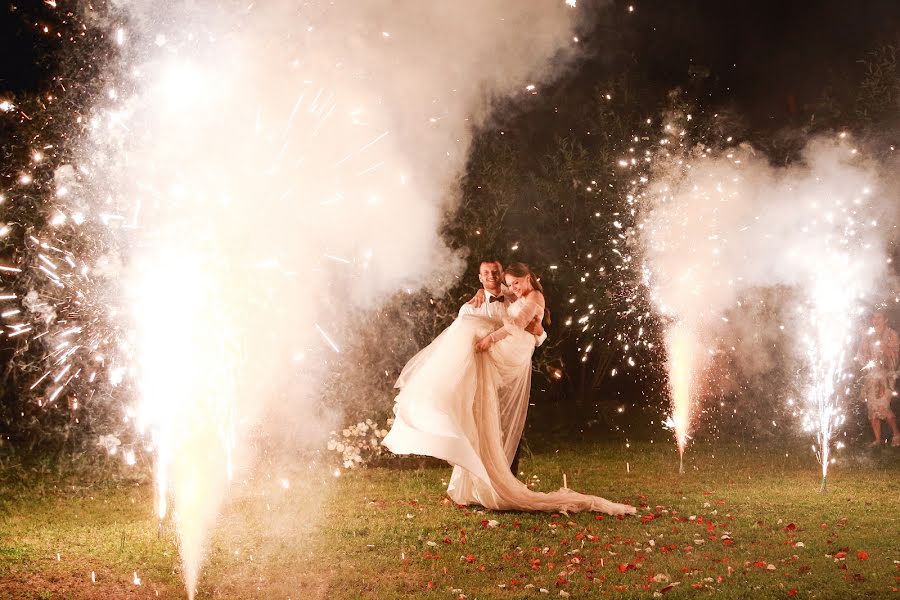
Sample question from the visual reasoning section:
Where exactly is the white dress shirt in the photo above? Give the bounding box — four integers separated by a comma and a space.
458, 289, 547, 347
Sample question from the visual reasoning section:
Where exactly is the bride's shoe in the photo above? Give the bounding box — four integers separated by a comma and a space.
891, 437, 900, 448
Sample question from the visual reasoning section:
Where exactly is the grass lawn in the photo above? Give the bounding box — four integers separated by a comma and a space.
1, 439, 899, 599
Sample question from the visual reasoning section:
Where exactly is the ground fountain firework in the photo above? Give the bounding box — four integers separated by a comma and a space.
637, 123, 893, 486
2, 1, 585, 596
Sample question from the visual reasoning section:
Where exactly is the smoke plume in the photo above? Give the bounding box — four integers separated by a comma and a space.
642, 135, 895, 450
68, 0, 589, 594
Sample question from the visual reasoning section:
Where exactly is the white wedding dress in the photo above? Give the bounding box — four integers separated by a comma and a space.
383, 295, 635, 515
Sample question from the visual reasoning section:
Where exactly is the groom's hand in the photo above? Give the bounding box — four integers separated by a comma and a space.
524, 316, 544, 337
467, 288, 486, 307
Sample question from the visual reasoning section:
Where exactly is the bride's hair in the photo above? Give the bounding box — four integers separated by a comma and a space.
505, 262, 551, 325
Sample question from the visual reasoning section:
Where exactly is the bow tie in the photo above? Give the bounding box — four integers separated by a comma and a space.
489, 295, 505, 303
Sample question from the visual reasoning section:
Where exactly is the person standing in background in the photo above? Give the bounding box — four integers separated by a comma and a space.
856, 310, 900, 447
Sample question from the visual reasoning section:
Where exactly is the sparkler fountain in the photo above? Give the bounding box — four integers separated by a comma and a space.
666, 321, 698, 473
800, 272, 855, 494
6, 1, 585, 596
640, 139, 728, 471
794, 192, 881, 493
640, 129, 890, 482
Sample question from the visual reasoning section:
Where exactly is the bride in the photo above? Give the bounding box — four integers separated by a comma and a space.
383, 262, 635, 515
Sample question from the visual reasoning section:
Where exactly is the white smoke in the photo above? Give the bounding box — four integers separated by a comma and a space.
73, 0, 589, 594
642, 136, 894, 443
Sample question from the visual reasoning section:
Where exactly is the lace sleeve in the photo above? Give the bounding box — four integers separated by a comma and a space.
488, 295, 543, 343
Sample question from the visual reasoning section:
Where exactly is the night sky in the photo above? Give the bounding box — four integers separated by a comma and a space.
621, 0, 900, 133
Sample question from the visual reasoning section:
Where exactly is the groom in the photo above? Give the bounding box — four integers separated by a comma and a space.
459, 259, 546, 476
